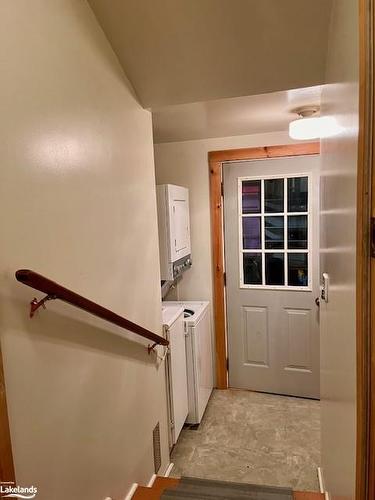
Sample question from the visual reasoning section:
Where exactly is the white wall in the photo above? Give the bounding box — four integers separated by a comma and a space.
319, 0, 359, 498
0, 1, 169, 499
154, 131, 299, 311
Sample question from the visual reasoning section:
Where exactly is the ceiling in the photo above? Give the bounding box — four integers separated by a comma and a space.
152, 85, 322, 143
89, 0, 332, 108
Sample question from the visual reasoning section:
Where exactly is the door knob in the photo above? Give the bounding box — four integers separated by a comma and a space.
315, 297, 320, 307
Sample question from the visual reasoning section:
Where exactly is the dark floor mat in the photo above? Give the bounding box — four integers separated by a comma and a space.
161, 476, 293, 500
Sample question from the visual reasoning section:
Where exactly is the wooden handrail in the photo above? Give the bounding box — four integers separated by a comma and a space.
15, 269, 168, 347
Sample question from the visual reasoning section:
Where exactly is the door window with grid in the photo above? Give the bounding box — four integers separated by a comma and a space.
239, 174, 311, 289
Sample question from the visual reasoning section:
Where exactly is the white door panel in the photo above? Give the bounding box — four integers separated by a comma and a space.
242, 306, 269, 366
174, 200, 189, 253
168, 313, 188, 442
168, 185, 191, 261
224, 155, 320, 398
284, 308, 311, 370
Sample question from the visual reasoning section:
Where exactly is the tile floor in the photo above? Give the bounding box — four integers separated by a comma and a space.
170, 389, 321, 491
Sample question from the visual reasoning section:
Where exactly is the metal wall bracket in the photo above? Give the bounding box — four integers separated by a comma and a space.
30, 294, 56, 318
148, 343, 169, 362
148, 342, 158, 354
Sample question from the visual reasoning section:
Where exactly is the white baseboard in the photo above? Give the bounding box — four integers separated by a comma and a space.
123, 482, 138, 500
164, 462, 174, 477
124, 462, 174, 499
146, 462, 173, 487
317, 467, 331, 500
147, 474, 157, 487
317, 467, 325, 494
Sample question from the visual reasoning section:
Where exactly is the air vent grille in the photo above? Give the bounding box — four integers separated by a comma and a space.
153, 422, 161, 474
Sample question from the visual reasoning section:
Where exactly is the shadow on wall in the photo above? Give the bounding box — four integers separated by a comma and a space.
73, 1, 141, 102
0, 278, 169, 500
0, 284, 156, 364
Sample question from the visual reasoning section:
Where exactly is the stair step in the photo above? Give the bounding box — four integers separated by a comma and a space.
132, 477, 179, 500
161, 476, 292, 500
293, 493, 324, 500
132, 476, 323, 500
161, 490, 323, 500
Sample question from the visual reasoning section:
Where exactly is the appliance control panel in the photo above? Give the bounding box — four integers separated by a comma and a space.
173, 255, 192, 279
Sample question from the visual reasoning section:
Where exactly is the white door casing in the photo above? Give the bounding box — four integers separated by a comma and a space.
223, 155, 320, 398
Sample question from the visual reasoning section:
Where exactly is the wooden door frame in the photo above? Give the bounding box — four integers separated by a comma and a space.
0, 342, 15, 483
356, 1, 374, 498
208, 142, 320, 390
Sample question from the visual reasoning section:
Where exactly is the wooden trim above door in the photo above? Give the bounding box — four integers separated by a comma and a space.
208, 142, 320, 389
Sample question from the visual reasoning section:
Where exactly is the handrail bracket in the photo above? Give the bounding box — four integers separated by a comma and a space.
30, 294, 57, 318
148, 342, 158, 355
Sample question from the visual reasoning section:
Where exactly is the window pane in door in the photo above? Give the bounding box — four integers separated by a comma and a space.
242, 217, 261, 249
265, 216, 284, 249
265, 253, 284, 286
288, 253, 308, 286
264, 178, 284, 213
288, 215, 308, 249
242, 180, 261, 214
243, 253, 262, 285
288, 177, 308, 212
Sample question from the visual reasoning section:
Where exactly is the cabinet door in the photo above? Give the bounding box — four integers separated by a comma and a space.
169, 313, 188, 443
168, 185, 191, 261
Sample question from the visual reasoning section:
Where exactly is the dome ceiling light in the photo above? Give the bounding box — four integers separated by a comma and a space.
289, 106, 342, 140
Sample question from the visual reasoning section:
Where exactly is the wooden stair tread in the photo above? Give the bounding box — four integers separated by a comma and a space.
153, 477, 180, 489
132, 477, 323, 500
294, 493, 324, 500
132, 477, 179, 499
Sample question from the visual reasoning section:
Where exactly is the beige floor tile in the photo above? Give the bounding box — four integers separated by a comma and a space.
170, 389, 320, 491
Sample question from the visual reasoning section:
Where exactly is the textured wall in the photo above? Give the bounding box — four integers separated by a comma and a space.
0, 1, 169, 499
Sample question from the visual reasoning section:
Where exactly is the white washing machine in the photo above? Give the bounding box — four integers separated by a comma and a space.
164, 301, 213, 424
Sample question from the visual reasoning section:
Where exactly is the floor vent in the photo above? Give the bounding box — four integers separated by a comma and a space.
153, 422, 161, 473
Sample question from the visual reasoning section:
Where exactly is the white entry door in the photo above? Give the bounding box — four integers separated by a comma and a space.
223, 155, 320, 398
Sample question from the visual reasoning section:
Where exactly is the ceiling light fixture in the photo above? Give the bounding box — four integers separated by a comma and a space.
289, 106, 342, 140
